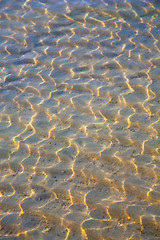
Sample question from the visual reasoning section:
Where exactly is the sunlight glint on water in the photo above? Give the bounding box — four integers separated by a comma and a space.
0, 0, 160, 239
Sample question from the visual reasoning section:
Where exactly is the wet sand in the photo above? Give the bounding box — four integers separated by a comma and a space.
0, 0, 160, 239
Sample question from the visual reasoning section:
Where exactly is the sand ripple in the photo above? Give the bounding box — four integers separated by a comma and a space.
0, 0, 160, 239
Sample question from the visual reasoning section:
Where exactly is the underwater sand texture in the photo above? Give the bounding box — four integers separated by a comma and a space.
0, 0, 160, 239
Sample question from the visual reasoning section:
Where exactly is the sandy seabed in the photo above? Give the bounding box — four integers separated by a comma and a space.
0, 0, 160, 239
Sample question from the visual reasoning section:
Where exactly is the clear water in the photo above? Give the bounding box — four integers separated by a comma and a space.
0, 0, 160, 239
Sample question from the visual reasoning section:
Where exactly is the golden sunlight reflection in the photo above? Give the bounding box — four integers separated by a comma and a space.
0, 0, 160, 239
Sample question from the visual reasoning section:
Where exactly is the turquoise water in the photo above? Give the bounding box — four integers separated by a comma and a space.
0, 0, 160, 239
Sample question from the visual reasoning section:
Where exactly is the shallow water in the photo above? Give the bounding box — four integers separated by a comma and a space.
0, 0, 160, 239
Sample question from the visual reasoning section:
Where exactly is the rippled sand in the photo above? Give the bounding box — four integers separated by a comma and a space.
0, 0, 160, 239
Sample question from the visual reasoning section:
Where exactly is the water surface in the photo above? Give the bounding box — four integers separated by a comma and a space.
0, 0, 160, 239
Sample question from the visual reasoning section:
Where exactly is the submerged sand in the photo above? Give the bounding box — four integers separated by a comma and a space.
0, 0, 160, 239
